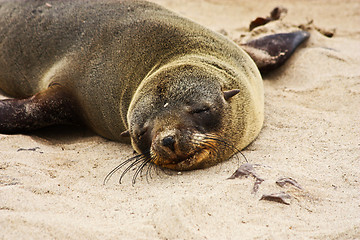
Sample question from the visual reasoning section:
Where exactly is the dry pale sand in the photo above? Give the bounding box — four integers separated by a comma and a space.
1, 0, 360, 239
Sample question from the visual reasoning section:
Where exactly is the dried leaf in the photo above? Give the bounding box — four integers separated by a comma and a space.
276, 177, 302, 189
249, 17, 271, 31
252, 178, 264, 194
260, 192, 291, 205
249, 6, 288, 30
17, 147, 43, 153
228, 163, 264, 193
270, 7, 288, 20
228, 163, 255, 179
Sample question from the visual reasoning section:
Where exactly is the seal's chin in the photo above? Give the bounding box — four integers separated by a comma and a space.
153, 148, 212, 171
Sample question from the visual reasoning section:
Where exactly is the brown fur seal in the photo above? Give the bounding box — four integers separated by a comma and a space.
0, 0, 309, 181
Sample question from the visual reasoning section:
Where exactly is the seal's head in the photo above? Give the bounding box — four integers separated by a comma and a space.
127, 61, 242, 171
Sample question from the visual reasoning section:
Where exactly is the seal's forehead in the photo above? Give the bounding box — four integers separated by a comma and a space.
132, 62, 225, 113
131, 75, 220, 119
162, 67, 223, 102
167, 79, 219, 103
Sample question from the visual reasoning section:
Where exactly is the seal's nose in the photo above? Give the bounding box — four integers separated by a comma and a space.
162, 136, 175, 152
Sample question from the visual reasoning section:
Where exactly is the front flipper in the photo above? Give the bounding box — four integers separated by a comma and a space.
241, 31, 310, 73
0, 84, 80, 134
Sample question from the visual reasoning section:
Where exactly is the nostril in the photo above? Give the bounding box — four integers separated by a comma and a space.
162, 136, 175, 152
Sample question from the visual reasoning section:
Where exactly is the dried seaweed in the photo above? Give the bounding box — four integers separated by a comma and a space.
17, 147, 43, 153
276, 177, 302, 189
228, 163, 264, 193
260, 192, 291, 205
249, 7, 288, 31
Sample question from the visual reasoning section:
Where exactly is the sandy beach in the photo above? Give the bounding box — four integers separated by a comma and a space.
1, 0, 359, 239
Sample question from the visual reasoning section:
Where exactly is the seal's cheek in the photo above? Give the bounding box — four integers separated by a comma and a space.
130, 126, 153, 154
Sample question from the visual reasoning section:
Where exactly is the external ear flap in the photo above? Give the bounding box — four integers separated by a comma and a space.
223, 89, 240, 101
120, 130, 130, 137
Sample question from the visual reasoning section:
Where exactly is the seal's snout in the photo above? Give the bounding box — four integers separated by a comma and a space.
151, 130, 215, 170
151, 128, 196, 165
152, 130, 181, 158
162, 135, 176, 152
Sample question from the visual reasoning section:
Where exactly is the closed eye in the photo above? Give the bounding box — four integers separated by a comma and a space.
190, 107, 210, 114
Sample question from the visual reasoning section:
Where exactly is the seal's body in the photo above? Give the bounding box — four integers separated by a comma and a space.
0, 0, 308, 171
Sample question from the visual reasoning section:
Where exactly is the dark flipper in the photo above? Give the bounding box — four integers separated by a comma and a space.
241, 31, 310, 73
0, 84, 80, 134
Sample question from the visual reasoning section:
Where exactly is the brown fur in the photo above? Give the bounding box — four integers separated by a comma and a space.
0, 0, 263, 170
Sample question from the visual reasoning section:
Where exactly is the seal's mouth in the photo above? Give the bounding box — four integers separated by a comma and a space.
152, 148, 212, 171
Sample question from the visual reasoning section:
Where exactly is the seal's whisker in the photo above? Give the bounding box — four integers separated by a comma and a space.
203, 136, 242, 165
133, 154, 159, 184
103, 152, 151, 185
119, 154, 149, 184
149, 151, 177, 176
103, 155, 142, 185
204, 134, 248, 164
202, 140, 221, 155
145, 161, 155, 183
191, 133, 234, 165
192, 133, 218, 152
146, 154, 160, 181
132, 157, 153, 185
192, 139, 221, 159
146, 155, 157, 180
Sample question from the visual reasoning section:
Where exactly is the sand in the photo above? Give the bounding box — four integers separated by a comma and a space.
1, 0, 359, 239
